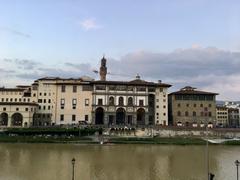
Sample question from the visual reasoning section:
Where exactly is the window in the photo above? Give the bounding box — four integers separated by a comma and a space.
109, 97, 114, 105
43, 106, 46, 110
139, 100, 144, 106
163, 113, 166, 116
39, 106, 41, 110
136, 87, 146, 92
163, 105, 166, 108
119, 97, 124, 106
3, 107, 6, 111
85, 99, 89, 106
128, 97, 133, 106
25, 108, 28, 111
15, 98, 17, 102
193, 111, 196, 116
200, 104, 203, 107
23, 98, 26, 102
72, 115, 76, 121
96, 85, 106, 90
16, 108, 19, 111
61, 99, 65, 105
85, 115, 89, 121
39, 93, 42, 96
6, 98, 8, 102
48, 106, 51, 110
72, 99, 77, 109
209, 104, 212, 107
44, 99, 46, 103
177, 111, 181, 116
208, 112, 212, 117
44, 93, 47, 96
1, 98, 4, 102
38, 99, 42, 103
186, 104, 189, 107
33, 93, 36, 97
48, 99, 51, 103
73, 85, 77, 93
156, 99, 159, 102
156, 105, 159, 108
98, 99, 103, 105
194, 104, 196, 107
60, 114, 64, 121
178, 103, 181, 107
61, 99, 65, 109
61, 85, 66, 92
19, 98, 21, 102
10, 98, 13, 102
185, 111, 189, 116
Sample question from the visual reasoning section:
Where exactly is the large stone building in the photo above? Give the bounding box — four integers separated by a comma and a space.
0, 57, 171, 128
168, 86, 218, 127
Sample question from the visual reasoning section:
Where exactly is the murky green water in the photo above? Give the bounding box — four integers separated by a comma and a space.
0, 143, 239, 180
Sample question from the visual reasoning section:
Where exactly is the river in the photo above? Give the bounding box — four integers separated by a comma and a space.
0, 143, 239, 180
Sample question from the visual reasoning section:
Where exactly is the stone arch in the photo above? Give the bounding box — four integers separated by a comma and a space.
95, 107, 104, 125
0, 113, 8, 126
137, 108, 145, 125
33, 113, 39, 126
116, 108, 125, 125
11, 113, 23, 126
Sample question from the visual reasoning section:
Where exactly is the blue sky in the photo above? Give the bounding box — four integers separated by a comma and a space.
0, 0, 240, 100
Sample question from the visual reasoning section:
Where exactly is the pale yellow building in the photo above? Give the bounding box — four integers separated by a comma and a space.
216, 106, 228, 127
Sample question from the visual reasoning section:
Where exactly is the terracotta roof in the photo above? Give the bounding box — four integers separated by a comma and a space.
170, 86, 218, 95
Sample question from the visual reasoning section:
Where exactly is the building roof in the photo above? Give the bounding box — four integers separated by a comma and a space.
92, 79, 171, 87
0, 88, 24, 92
169, 86, 218, 95
0, 102, 38, 106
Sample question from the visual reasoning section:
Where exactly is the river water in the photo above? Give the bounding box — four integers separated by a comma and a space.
0, 143, 239, 180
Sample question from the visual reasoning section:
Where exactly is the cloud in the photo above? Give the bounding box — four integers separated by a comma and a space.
79, 18, 102, 31
105, 47, 240, 100
0, 26, 31, 38
0, 47, 240, 100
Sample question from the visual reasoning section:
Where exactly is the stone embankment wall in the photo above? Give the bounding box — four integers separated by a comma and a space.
107, 127, 240, 138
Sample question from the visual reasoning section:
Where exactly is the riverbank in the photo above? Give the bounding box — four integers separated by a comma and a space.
1, 135, 240, 145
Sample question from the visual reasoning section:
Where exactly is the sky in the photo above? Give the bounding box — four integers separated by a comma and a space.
0, 0, 240, 100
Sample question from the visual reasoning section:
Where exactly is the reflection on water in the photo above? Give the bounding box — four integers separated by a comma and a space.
0, 143, 239, 180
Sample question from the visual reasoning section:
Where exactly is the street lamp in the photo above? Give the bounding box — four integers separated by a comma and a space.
72, 158, 76, 180
235, 160, 240, 180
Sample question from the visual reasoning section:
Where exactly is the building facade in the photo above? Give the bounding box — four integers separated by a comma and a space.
168, 86, 218, 127
216, 106, 228, 127
0, 57, 171, 128
228, 108, 239, 127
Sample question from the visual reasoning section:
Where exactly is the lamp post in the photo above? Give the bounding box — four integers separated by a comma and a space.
72, 158, 76, 180
235, 160, 240, 180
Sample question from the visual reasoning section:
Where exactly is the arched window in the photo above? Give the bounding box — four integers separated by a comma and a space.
109, 96, 114, 105
128, 97, 133, 106
185, 111, 189, 116
193, 111, 196, 116
177, 111, 181, 116
119, 97, 124, 106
